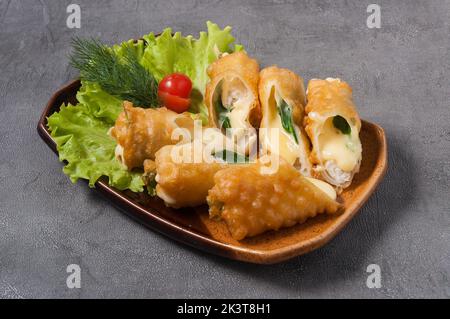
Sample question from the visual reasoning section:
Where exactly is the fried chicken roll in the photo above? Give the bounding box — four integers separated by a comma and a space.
110, 101, 195, 169
207, 160, 340, 240
304, 78, 362, 190
205, 51, 261, 153
258, 66, 312, 176
146, 129, 246, 208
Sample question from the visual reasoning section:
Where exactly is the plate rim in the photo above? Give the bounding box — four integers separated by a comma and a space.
37, 79, 388, 264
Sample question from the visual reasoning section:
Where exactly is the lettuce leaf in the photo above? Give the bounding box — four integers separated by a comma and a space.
76, 81, 123, 122
141, 21, 243, 117
48, 41, 149, 193
47, 101, 145, 192
48, 21, 243, 193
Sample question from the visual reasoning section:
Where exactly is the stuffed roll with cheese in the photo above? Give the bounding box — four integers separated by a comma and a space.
147, 129, 247, 208
207, 159, 340, 240
304, 78, 362, 189
110, 101, 195, 170
258, 66, 312, 176
205, 51, 261, 154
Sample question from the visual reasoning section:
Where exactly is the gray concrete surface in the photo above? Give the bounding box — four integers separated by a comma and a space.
0, 0, 449, 298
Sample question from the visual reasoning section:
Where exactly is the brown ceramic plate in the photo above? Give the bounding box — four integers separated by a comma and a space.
37, 79, 387, 264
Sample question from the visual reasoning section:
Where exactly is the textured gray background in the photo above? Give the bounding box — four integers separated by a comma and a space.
0, 0, 449, 299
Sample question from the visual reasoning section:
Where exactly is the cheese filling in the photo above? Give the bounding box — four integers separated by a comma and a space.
155, 186, 177, 205
218, 77, 257, 152
114, 144, 126, 168
319, 117, 361, 172
261, 86, 301, 165
305, 177, 337, 200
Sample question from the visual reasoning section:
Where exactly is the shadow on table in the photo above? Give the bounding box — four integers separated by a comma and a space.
183, 132, 418, 293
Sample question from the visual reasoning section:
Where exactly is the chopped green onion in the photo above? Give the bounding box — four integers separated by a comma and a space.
277, 98, 298, 143
333, 115, 351, 135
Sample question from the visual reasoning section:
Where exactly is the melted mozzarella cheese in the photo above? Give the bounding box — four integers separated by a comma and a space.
305, 177, 337, 200
156, 186, 177, 205
265, 112, 300, 165
261, 88, 300, 165
114, 144, 126, 168
222, 78, 257, 152
319, 117, 361, 172
228, 98, 252, 130
222, 77, 252, 131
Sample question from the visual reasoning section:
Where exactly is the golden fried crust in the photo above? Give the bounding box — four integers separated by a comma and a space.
110, 101, 194, 169
207, 161, 340, 240
154, 144, 226, 208
205, 52, 261, 128
259, 66, 306, 122
143, 159, 156, 173
304, 79, 361, 165
304, 79, 361, 135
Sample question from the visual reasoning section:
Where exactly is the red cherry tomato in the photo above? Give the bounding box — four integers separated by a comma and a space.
158, 73, 192, 99
158, 91, 190, 113
158, 73, 192, 113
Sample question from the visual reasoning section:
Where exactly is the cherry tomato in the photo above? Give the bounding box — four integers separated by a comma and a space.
158, 91, 190, 113
158, 73, 192, 98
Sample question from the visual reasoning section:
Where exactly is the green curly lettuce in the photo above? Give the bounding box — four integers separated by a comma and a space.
141, 21, 243, 118
48, 21, 243, 192
47, 101, 145, 192
76, 81, 123, 121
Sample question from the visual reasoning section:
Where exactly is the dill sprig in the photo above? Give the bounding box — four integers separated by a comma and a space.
69, 37, 158, 107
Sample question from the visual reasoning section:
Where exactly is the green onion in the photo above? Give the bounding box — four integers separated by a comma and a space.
277, 98, 298, 143
332, 115, 351, 135
214, 91, 231, 130
213, 150, 249, 164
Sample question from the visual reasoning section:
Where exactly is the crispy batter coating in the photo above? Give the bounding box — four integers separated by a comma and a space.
110, 101, 194, 169
304, 78, 362, 189
207, 161, 340, 240
259, 66, 312, 175
259, 66, 306, 116
152, 143, 227, 208
305, 78, 361, 138
205, 51, 261, 129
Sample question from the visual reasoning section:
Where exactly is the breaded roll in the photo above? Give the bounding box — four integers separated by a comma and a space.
258, 66, 312, 176
147, 128, 248, 208
150, 143, 226, 208
207, 160, 340, 240
305, 78, 362, 189
205, 52, 261, 153
110, 101, 195, 169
